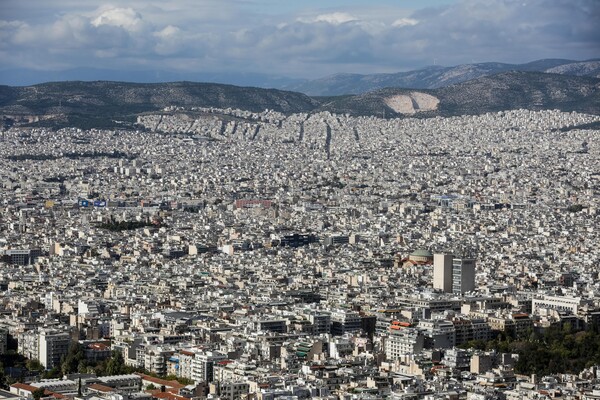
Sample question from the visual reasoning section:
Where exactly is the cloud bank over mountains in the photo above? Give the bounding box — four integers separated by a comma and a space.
0, 0, 598, 82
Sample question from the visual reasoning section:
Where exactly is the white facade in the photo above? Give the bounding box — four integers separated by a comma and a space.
386, 328, 424, 360
39, 330, 71, 369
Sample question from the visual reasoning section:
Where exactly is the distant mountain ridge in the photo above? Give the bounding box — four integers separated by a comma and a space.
317, 71, 600, 118
0, 68, 305, 89
0, 81, 319, 128
0, 71, 598, 129
285, 59, 600, 96
2, 58, 598, 93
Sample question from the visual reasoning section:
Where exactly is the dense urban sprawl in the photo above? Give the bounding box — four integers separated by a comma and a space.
1, 108, 600, 399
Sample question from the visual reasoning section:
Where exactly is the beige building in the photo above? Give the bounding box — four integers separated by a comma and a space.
433, 253, 476, 295
433, 253, 453, 293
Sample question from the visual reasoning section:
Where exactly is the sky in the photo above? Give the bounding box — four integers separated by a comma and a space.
0, 0, 598, 85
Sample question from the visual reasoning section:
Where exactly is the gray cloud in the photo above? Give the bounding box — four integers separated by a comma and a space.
0, 0, 598, 80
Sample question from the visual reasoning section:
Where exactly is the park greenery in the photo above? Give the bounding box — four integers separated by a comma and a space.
99, 220, 153, 231
461, 323, 600, 376
567, 204, 585, 213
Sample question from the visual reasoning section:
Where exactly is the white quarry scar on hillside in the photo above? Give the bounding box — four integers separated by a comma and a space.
385, 92, 440, 114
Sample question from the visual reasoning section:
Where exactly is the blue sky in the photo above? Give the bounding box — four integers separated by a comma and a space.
0, 0, 598, 84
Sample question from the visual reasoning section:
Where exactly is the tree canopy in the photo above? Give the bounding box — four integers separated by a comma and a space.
462, 324, 600, 375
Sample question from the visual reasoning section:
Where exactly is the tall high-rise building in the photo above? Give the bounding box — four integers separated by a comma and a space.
433, 253, 476, 295
452, 257, 476, 295
433, 253, 453, 293
39, 330, 71, 369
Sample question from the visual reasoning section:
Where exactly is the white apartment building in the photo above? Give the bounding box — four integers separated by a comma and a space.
385, 328, 424, 360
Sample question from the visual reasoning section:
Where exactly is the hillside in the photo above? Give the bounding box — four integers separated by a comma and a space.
1, 72, 598, 129
546, 60, 600, 78
317, 72, 600, 118
286, 59, 599, 96
0, 81, 319, 128
435, 72, 600, 116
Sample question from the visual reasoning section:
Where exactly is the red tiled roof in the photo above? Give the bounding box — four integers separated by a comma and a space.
88, 343, 110, 350
11, 383, 37, 392
88, 383, 115, 393
11, 383, 67, 399
135, 373, 184, 389
149, 391, 188, 400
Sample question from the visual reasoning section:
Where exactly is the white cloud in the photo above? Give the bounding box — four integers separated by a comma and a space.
154, 25, 180, 39
0, 20, 27, 29
299, 12, 358, 25
91, 7, 144, 32
392, 18, 418, 27
153, 25, 184, 55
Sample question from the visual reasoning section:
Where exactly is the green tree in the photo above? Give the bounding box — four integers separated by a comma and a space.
105, 351, 125, 376
77, 360, 88, 373
165, 375, 194, 385
61, 342, 84, 376
567, 204, 584, 213
32, 388, 46, 400
42, 366, 61, 379
0, 361, 5, 388
26, 359, 44, 372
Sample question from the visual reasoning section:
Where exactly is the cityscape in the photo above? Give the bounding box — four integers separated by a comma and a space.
1, 0, 600, 399
0, 107, 599, 399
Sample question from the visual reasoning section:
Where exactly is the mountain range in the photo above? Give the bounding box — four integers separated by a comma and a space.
0, 81, 318, 128
2, 58, 599, 96
317, 72, 600, 118
0, 70, 598, 129
0, 68, 304, 92
285, 59, 600, 96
